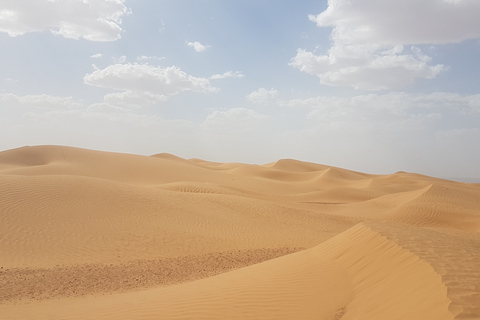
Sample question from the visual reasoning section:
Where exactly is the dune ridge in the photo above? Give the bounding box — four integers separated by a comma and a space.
0, 223, 456, 320
365, 221, 480, 318
1, 145, 479, 319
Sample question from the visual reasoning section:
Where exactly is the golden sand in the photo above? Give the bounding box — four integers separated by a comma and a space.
1, 145, 479, 319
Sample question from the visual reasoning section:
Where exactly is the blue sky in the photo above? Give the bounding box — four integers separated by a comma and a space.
1, 0, 480, 179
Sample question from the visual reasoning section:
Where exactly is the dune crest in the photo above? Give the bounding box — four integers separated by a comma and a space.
1, 145, 479, 319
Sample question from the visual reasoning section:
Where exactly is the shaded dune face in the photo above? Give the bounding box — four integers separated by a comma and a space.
0, 145, 479, 319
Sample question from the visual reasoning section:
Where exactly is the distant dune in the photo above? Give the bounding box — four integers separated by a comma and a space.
1, 145, 479, 319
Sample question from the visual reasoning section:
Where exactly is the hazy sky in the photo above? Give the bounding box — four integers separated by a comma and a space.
1, 0, 480, 179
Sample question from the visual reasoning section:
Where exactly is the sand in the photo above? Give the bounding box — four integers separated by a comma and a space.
0, 145, 479, 319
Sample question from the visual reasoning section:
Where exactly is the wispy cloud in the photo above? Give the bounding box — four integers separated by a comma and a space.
113, 55, 127, 64
136, 55, 165, 62
209, 71, 244, 80
158, 19, 165, 33
246, 88, 278, 104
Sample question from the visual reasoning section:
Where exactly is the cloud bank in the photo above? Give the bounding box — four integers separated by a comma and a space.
1, 90, 480, 177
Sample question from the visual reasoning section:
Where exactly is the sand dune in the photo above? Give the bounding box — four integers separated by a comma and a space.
1, 145, 479, 319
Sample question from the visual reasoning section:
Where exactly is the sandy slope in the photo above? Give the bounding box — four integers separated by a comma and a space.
1, 145, 479, 319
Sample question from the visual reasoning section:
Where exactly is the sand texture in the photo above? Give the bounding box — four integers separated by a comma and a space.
1, 145, 479, 319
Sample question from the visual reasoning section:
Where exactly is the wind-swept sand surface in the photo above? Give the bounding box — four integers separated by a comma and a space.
1, 145, 479, 319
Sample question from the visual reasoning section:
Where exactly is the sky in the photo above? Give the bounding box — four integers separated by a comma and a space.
1, 0, 480, 180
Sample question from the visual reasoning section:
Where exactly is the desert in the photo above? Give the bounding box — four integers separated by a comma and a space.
0, 145, 479, 319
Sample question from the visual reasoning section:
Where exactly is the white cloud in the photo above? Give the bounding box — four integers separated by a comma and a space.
246, 88, 278, 104
84, 63, 218, 106
309, 0, 480, 46
91, 53, 102, 59
209, 71, 245, 80
0, 0, 130, 42
291, 46, 445, 91
186, 41, 210, 52
292, 0, 480, 90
